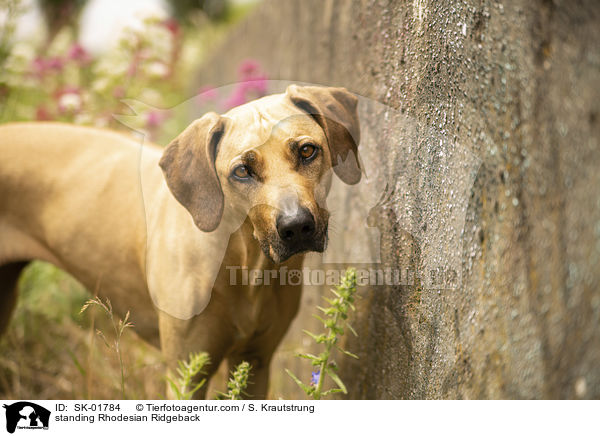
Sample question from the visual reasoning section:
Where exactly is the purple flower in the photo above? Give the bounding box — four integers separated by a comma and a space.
310, 370, 320, 386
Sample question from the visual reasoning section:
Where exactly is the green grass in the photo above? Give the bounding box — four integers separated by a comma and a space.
18, 261, 89, 324
0, 261, 163, 399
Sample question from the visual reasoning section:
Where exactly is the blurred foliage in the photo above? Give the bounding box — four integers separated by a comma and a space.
18, 261, 89, 325
0, 0, 262, 141
37, 0, 87, 44
1, 13, 189, 137
167, 0, 229, 23
0, 0, 25, 70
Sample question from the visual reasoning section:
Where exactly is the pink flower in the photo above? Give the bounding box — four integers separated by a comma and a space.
239, 59, 260, 78
196, 86, 218, 105
31, 57, 45, 70
145, 111, 167, 128
68, 43, 91, 64
235, 60, 268, 104
46, 57, 64, 71
205, 60, 269, 110
162, 18, 180, 37
113, 86, 125, 99
31, 56, 64, 77
222, 87, 247, 110
127, 62, 137, 77
36, 106, 52, 121
240, 75, 268, 95
31, 57, 48, 76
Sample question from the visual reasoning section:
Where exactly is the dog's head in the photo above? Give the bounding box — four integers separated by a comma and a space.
159, 85, 361, 263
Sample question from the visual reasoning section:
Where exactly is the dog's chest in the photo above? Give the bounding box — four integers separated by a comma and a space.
230, 283, 279, 342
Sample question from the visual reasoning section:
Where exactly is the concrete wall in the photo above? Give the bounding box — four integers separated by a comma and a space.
198, 0, 600, 399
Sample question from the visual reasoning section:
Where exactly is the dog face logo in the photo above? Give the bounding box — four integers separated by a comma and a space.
2, 402, 50, 433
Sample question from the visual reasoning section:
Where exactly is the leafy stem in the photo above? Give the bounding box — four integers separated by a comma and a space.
286, 268, 358, 399
165, 352, 210, 400
217, 361, 252, 400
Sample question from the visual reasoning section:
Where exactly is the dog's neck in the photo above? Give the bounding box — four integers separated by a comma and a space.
223, 216, 303, 278
238, 217, 277, 271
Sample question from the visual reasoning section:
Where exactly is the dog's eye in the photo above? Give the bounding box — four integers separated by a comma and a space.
299, 143, 318, 162
232, 165, 251, 180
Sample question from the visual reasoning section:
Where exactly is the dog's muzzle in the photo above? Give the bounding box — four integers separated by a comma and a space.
276, 207, 315, 247
261, 206, 326, 262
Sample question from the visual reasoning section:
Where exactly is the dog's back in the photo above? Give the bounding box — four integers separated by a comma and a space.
0, 122, 159, 340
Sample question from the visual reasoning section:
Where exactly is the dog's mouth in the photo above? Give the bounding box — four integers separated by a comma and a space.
258, 227, 328, 264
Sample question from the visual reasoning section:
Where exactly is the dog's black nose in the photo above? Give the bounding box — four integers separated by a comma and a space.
276, 207, 315, 245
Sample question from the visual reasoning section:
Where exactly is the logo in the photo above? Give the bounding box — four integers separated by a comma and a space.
2, 402, 50, 433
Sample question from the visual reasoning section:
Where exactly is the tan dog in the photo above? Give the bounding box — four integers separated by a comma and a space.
0, 85, 360, 399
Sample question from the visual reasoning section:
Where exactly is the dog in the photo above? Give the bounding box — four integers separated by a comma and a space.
0, 85, 361, 399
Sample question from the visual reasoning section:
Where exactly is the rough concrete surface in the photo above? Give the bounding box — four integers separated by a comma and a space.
197, 0, 600, 399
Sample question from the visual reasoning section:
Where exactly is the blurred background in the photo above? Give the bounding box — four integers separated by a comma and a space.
0, 0, 265, 143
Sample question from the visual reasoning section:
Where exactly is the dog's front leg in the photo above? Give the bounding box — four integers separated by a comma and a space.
158, 310, 231, 399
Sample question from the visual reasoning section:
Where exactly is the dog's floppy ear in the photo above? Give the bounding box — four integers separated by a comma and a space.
159, 112, 225, 232
286, 85, 361, 185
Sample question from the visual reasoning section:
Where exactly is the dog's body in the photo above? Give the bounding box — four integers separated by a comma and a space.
0, 85, 360, 398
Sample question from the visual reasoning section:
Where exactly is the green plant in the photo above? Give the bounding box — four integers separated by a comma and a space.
165, 351, 210, 400
80, 297, 133, 399
217, 361, 252, 400
165, 353, 250, 400
286, 268, 359, 399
